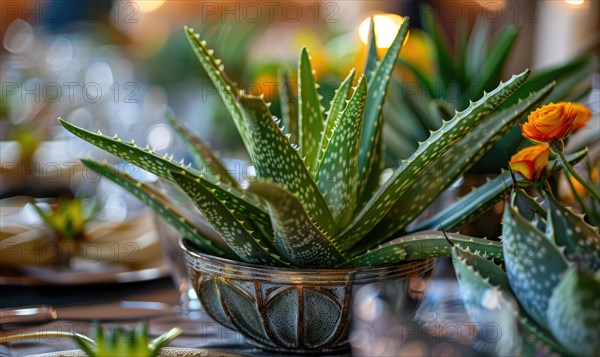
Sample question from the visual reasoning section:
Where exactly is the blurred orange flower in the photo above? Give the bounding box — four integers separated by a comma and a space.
509, 144, 550, 182
520, 102, 591, 144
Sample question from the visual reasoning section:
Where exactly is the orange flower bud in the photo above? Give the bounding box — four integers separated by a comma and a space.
509, 144, 550, 182
568, 103, 592, 130
520, 103, 577, 144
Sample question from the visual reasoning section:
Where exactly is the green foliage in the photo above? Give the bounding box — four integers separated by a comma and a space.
166, 113, 238, 186
452, 188, 600, 355
410, 149, 588, 233
389, 5, 597, 174
33, 197, 97, 242
60, 21, 577, 269
547, 268, 600, 356
73, 323, 181, 357
298, 47, 326, 169
81, 160, 235, 259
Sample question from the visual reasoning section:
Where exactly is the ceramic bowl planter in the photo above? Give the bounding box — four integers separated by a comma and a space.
181, 239, 435, 354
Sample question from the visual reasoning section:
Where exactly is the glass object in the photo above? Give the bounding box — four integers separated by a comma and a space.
352, 259, 518, 356
154, 214, 201, 312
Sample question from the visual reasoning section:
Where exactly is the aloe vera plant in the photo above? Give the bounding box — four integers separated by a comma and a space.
452, 188, 600, 356
59, 20, 578, 269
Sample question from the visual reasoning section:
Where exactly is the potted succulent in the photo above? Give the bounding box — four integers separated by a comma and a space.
59, 19, 583, 353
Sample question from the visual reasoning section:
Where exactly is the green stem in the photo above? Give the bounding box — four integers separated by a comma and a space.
564, 171, 599, 226
542, 181, 556, 200
556, 151, 600, 202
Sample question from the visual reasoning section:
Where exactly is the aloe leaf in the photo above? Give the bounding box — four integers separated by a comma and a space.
410, 171, 511, 233
421, 5, 454, 95
547, 58, 598, 103
359, 130, 384, 207
81, 159, 235, 258
363, 18, 378, 82
278, 68, 298, 144
473, 25, 519, 97
73, 334, 97, 357
452, 246, 567, 355
396, 58, 436, 100
166, 114, 238, 186
248, 181, 347, 268
466, 17, 491, 79
455, 20, 468, 83
500, 55, 596, 110
171, 171, 287, 266
340, 70, 530, 250
58, 119, 271, 228
341, 231, 502, 268
298, 47, 325, 168
184, 27, 252, 151
358, 18, 410, 199
238, 95, 338, 236
181, 174, 272, 232
316, 69, 355, 174
502, 200, 568, 330
547, 268, 600, 356
370, 82, 552, 243
545, 192, 600, 272
59, 118, 195, 180
513, 188, 546, 222
31, 204, 60, 234
451, 246, 513, 343
432, 99, 455, 122
150, 327, 183, 355
452, 245, 509, 293
384, 78, 431, 152
411, 149, 589, 233
317, 75, 366, 226
401, 78, 442, 132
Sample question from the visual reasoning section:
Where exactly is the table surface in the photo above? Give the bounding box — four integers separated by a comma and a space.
1, 260, 486, 357
1, 278, 278, 357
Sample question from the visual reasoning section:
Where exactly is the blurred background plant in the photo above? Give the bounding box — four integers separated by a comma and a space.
386, 5, 598, 169
31, 197, 98, 265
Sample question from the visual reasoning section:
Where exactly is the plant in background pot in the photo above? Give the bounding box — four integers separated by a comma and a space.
59, 19, 581, 353
32, 197, 98, 266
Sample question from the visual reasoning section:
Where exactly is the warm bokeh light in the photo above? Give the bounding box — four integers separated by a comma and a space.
134, 0, 166, 13
474, 0, 506, 9
358, 14, 405, 49
565, 0, 584, 5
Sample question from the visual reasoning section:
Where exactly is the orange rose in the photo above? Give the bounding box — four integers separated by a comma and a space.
568, 103, 591, 130
509, 144, 550, 182
520, 103, 576, 144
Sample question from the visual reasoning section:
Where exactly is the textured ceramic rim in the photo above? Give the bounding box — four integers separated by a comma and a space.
180, 238, 436, 284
